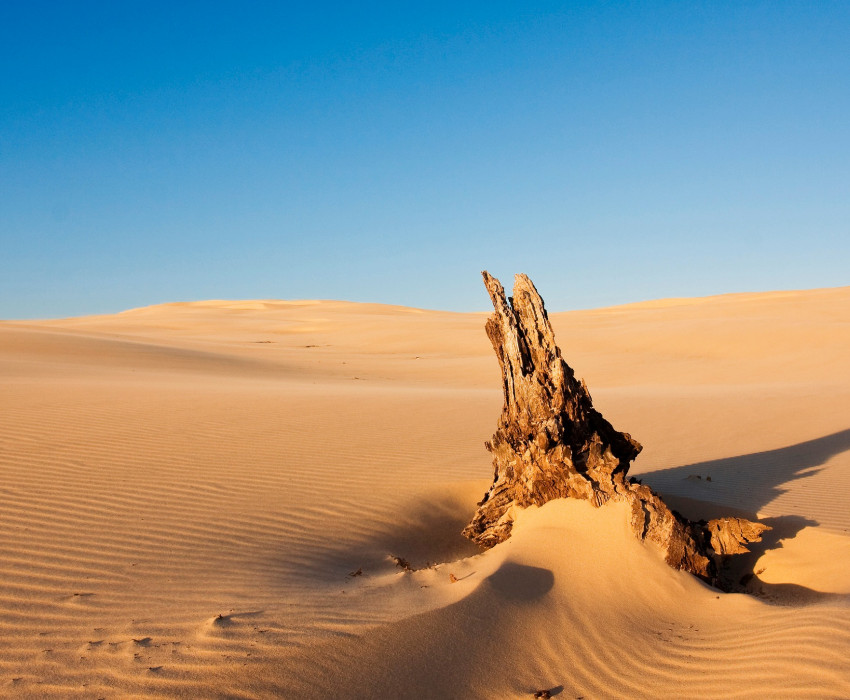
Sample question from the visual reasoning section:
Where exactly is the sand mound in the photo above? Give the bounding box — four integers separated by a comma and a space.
277, 501, 850, 699
1, 286, 848, 697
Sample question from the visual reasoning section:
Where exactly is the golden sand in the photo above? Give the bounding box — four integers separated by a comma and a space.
1, 287, 848, 697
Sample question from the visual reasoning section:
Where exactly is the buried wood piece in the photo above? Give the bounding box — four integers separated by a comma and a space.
463, 271, 769, 587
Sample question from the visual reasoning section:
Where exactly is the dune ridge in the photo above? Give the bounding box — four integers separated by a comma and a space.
1, 286, 848, 697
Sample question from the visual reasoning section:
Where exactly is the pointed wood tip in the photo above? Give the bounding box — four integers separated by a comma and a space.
481, 271, 509, 312
513, 273, 542, 300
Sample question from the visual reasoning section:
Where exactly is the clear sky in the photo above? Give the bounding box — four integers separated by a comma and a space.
2, 1, 848, 318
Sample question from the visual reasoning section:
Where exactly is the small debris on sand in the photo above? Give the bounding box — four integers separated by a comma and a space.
391, 556, 414, 572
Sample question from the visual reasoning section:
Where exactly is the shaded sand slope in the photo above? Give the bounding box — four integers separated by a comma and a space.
0, 286, 848, 697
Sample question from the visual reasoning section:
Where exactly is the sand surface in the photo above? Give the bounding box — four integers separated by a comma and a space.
1, 286, 849, 698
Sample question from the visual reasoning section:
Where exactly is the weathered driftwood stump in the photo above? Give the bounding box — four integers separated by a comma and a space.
464, 272, 768, 587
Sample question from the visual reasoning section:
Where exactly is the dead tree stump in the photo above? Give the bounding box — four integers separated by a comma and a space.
464, 272, 768, 587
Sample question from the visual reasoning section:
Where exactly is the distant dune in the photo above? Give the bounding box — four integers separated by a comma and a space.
1, 286, 849, 698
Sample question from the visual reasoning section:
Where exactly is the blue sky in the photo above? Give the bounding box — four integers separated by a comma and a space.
2, 1, 848, 318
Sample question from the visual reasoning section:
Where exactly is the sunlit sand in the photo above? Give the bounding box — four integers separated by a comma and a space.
1, 286, 849, 697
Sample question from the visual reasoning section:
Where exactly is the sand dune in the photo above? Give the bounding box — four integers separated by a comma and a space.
1, 286, 848, 698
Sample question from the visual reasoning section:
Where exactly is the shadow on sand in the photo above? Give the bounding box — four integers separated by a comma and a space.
644, 428, 850, 603
641, 428, 850, 517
